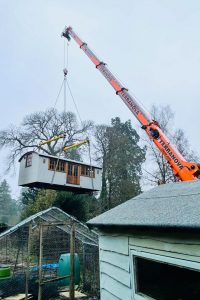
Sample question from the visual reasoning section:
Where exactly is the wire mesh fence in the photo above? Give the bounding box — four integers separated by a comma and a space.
0, 207, 99, 299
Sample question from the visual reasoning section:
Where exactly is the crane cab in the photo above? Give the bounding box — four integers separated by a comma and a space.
18, 151, 102, 194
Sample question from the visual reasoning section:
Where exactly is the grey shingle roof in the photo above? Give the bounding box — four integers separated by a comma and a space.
87, 180, 200, 230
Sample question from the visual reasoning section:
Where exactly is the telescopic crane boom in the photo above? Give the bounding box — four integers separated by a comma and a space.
62, 26, 200, 181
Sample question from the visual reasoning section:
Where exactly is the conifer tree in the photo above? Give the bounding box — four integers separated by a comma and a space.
95, 117, 146, 211
0, 180, 18, 224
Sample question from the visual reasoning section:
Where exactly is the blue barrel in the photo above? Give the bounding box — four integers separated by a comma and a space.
58, 253, 80, 286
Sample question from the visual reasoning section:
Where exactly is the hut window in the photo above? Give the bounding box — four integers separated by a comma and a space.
68, 164, 73, 176
25, 154, 32, 167
133, 256, 200, 300
81, 165, 95, 178
67, 164, 79, 176
74, 165, 78, 176
49, 158, 65, 172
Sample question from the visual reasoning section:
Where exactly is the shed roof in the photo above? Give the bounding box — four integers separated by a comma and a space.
87, 180, 200, 231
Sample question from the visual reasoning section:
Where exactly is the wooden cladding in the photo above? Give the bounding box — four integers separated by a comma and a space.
67, 163, 80, 185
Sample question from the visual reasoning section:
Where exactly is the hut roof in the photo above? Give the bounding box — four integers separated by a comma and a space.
19, 151, 101, 169
87, 180, 200, 231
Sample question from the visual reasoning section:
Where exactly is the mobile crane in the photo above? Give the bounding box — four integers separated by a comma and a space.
62, 26, 200, 182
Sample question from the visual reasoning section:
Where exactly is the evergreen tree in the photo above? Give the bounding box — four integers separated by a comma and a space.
95, 117, 146, 211
0, 180, 19, 225
54, 192, 91, 222
20, 188, 39, 206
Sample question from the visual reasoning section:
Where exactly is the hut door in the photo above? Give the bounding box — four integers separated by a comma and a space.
67, 163, 80, 185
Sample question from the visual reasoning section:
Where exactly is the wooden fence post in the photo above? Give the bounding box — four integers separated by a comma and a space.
38, 225, 43, 300
25, 223, 32, 300
70, 223, 75, 300
82, 244, 86, 289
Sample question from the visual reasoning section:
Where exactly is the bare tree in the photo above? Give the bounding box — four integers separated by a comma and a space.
0, 108, 93, 170
143, 105, 199, 185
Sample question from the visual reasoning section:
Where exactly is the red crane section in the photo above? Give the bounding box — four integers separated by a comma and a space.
62, 26, 200, 182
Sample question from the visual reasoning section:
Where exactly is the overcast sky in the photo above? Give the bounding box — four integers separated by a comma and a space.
1, 0, 200, 197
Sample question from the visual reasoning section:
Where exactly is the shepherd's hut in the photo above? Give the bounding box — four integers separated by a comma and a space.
18, 151, 102, 193
88, 180, 200, 300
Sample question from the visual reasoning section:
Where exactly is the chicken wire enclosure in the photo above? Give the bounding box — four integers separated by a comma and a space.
0, 207, 99, 299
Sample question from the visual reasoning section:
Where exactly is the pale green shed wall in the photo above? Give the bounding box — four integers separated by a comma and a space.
98, 232, 200, 300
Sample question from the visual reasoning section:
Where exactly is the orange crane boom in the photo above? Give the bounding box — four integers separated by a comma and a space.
62, 26, 200, 181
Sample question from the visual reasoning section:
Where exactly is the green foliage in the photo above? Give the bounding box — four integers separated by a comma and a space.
0, 223, 9, 234
20, 188, 39, 205
20, 189, 57, 219
0, 179, 19, 225
54, 192, 92, 222
95, 117, 146, 211
20, 188, 96, 222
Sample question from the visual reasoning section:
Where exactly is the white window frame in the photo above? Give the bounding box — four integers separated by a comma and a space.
130, 249, 200, 300
25, 153, 32, 167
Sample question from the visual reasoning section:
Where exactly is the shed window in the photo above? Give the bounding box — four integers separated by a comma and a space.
133, 256, 200, 300
49, 158, 65, 172
81, 165, 95, 178
25, 154, 32, 167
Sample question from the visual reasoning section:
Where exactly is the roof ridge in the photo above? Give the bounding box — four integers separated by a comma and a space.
136, 191, 200, 201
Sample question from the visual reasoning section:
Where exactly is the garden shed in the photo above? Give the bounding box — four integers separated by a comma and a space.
88, 180, 200, 300
0, 207, 99, 299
